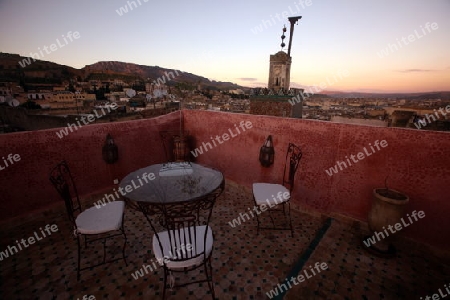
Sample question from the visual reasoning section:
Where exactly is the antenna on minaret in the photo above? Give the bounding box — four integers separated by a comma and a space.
280, 25, 287, 51
287, 16, 302, 57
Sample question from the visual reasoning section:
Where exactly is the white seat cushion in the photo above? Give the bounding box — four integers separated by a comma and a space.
152, 225, 213, 269
252, 183, 290, 206
76, 201, 125, 235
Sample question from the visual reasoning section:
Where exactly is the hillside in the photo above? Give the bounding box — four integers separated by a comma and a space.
0, 53, 82, 85
0, 53, 246, 91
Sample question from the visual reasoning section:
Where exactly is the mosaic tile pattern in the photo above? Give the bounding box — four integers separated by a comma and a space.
1, 181, 449, 299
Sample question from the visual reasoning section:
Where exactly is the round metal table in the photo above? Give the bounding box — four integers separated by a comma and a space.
119, 163, 224, 206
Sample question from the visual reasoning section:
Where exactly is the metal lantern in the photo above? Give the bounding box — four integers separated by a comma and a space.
102, 134, 118, 164
259, 135, 274, 167
173, 135, 189, 162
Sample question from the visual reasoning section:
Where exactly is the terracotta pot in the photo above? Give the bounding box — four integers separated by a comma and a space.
367, 188, 409, 251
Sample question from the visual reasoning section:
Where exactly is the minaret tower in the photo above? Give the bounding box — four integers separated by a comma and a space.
268, 16, 302, 92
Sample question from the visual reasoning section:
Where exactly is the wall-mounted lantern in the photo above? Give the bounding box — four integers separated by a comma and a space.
102, 134, 118, 164
259, 135, 274, 167
173, 134, 189, 162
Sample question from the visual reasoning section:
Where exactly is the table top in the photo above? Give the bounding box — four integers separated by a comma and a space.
119, 162, 224, 204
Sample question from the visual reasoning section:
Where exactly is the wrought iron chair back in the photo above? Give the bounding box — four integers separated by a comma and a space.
282, 143, 302, 193
49, 160, 81, 225
139, 179, 224, 264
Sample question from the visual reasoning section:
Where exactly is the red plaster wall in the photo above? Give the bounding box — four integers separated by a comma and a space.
0, 112, 180, 220
1, 109, 448, 250
183, 110, 450, 250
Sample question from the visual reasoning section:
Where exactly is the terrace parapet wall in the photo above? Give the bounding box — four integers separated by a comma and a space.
0, 111, 181, 220
184, 110, 450, 251
1, 109, 449, 251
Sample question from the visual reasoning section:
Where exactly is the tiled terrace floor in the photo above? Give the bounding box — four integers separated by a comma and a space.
1, 181, 449, 300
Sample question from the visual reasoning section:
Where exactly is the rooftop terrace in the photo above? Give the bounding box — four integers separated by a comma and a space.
0, 110, 449, 299
2, 182, 449, 299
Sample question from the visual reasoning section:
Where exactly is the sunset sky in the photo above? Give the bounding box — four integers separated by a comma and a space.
0, 0, 449, 93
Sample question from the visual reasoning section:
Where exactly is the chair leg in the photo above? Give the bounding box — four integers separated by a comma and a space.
204, 256, 215, 299
255, 212, 261, 235
121, 228, 128, 266
256, 200, 294, 236
253, 197, 261, 235
268, 209, 276, 228
121, 215, 128, 266
287, 202, 294, 237
76, 235, 81, 281
102, 238, 107, 264
162, 267, 168, 300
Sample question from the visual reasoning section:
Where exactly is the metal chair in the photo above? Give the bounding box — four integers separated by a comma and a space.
160, 130, 191, 162
49, 160, 127, 281
253, 143, 302, 237
138, 179, 224, 299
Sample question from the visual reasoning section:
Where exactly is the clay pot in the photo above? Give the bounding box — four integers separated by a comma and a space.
369, 188, 409, 232
367, 188, 409, 252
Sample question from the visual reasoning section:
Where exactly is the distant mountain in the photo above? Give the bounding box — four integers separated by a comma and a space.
84, 61, 245, 90
0, 53, 246, 91
0, 53, 82, 85
291, 84, 450, 100
325, 91, 450, 100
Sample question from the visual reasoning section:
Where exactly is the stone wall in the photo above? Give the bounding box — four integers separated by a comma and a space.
0, 106, 82, 131
0, 106, 174, 132
331, 116, 388, 127
250, 97, 294, 117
